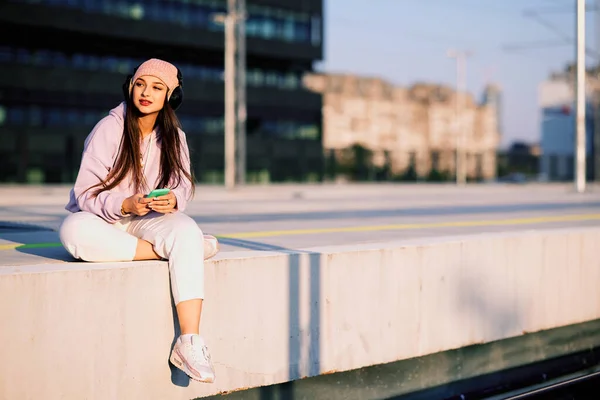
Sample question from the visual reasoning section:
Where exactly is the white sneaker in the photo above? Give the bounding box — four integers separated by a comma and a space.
170, 334, 215, 383
203, 235, 220, 260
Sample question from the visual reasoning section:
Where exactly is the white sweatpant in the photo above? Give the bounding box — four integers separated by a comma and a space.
59, 211, 205, 304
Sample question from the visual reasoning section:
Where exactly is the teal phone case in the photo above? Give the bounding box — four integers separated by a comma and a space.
145, 188, 170, 198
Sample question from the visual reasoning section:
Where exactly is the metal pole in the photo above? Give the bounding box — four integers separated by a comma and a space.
575, 0, 586, 193
448, 50, 470, 185
457, 55, 466, 185
454, 57, 461, 184
224, 0, 236, 189
235, 0, 247, 185
594, 0, 600, 182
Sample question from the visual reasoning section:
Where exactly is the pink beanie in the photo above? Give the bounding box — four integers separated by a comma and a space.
129, 58, 179, 99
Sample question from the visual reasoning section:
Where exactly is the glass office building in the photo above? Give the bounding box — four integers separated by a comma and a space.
0, 0, 323, 183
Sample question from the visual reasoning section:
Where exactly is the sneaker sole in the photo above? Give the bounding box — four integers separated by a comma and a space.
170, 349, 215, 383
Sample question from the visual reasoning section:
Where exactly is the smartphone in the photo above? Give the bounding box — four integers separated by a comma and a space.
145, 188, 171, 198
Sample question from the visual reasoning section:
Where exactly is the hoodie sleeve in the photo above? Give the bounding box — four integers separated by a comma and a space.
72, 117, 129, 223
171, 129, 194, 213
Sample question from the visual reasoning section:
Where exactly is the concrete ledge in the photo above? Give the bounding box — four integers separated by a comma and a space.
2, 227, 600, 399
204, 318, 600, 399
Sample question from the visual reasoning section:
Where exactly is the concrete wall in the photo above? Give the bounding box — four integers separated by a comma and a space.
2, 227, 600, 399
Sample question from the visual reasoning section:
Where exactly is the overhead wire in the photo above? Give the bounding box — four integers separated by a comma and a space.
327, 0, 593, 66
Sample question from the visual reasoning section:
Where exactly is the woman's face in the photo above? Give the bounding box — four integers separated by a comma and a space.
132, 75, 167, 115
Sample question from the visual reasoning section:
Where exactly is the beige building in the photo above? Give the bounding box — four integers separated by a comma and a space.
303, 73, 502, 180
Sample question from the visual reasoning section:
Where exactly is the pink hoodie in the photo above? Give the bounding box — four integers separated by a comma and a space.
65, 102, 193, 223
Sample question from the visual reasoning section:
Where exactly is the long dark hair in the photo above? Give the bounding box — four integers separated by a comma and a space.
87, 94, 195, 198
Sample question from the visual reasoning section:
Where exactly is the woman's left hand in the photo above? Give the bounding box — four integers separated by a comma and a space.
149, 191, 177, 214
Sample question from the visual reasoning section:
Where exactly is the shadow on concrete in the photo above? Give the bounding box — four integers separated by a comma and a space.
16, 244, 75, 262
0, 221, 74, 262
455, 269, 523, 341
212, 237, 322, 400
217, 237, 297, 253
426, 261, 525, 397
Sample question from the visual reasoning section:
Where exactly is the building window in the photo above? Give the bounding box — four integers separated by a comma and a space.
295, 13, 310, 42
252, 119, 319, 140
0, 105, 6, 126
66, 109, 80, 125
12, 0, 318, 44
247, 69, 263, 87
203, 117, 225, 135
84, 110, 101, 125
282, 11, 295, 42
8, 107, 26, 125
82, 0, 101, 13
246, 14, 261, 37
281, 72, 299, 89
72, 53, 87, 69
1, 103, 319, 141
310, 16, 321, 46
259, 7, 277, 39
0, 46, 12, 63
16, 48, 31, 64
47, 108, 62, 126
29, 105, 43, 126
297, 124, 319, 140
265, 71, 279, 87
2, 46, 302, 90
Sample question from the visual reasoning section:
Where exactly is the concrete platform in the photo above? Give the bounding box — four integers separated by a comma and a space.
2, 182, 600, 266
2, 225, 600, 399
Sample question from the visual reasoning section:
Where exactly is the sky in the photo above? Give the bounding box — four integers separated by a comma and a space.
317, 0, 599, 149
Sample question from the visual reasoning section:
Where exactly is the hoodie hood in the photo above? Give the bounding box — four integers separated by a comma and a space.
107, 102, 158, 140
108, 101, 127, 129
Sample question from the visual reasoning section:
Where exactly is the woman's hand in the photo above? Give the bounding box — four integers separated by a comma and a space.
122, 194, 153, 216
148, 191, 177, 214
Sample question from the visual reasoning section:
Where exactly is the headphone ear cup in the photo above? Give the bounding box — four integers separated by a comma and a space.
169, 86, 183, 111
169, 67, 184, 110
122, 74, 133, 101
177, 68, 183, 86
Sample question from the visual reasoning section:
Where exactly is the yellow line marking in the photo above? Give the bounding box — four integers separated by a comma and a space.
216, 213, 600, 239
1, 213, 600, 250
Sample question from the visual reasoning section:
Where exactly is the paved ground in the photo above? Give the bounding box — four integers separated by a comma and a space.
2, 182, 600, 266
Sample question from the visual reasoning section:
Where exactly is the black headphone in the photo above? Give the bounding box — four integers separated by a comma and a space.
122, 64, 184, 111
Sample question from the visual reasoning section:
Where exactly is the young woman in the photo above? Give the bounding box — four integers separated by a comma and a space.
59, 58, 216, 383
